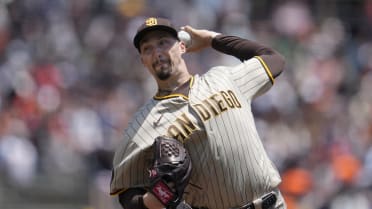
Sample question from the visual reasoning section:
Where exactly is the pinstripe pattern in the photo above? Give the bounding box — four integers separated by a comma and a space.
110, 57, 283, 209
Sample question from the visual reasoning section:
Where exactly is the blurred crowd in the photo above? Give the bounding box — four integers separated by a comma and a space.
0, 0, 371, 209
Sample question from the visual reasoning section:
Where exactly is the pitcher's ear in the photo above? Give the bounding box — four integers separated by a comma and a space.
179, 41, 187, 54
140, 56, 145, 65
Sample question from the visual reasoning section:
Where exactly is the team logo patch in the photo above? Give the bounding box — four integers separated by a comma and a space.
152, 181, 174, 204
145, 17, 157, 26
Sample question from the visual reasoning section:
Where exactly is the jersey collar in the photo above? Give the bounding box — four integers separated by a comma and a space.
153, 75, 195, 100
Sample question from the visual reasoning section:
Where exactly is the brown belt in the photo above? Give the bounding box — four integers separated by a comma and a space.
191, 192, 277, 209
230, 192, 277, 209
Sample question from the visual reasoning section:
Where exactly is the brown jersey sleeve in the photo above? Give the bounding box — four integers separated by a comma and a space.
211, 35, 285, 78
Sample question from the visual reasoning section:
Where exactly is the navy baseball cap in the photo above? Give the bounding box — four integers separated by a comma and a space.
133, 17, 179, 50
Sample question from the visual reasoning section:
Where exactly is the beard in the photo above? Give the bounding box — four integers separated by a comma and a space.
153, 59, 172, 80
157, 68, 172, 80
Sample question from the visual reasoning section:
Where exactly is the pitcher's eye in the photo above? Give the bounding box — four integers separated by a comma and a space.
142, 45, 152, 54
159, 39, 166, 46
159, 38, 172, 47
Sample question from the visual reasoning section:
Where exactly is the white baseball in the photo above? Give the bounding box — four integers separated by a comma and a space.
178, 30, 192, 47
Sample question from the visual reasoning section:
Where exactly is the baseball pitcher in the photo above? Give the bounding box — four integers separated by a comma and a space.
110, 17, 286, 209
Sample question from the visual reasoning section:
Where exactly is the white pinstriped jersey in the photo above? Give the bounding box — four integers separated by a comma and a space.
110, 56, 283, 209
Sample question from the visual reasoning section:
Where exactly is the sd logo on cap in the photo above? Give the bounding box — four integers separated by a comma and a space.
145, 17, 158, 26
133, 17, 179, 51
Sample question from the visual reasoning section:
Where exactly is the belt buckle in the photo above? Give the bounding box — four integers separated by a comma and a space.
250, 192, 277, 209
229, 191, 277, 209
229, 202, 254, 209
260, 192, 277, 209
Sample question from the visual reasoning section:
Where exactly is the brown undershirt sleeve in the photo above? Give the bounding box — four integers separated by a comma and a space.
211, 35, 285, 78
